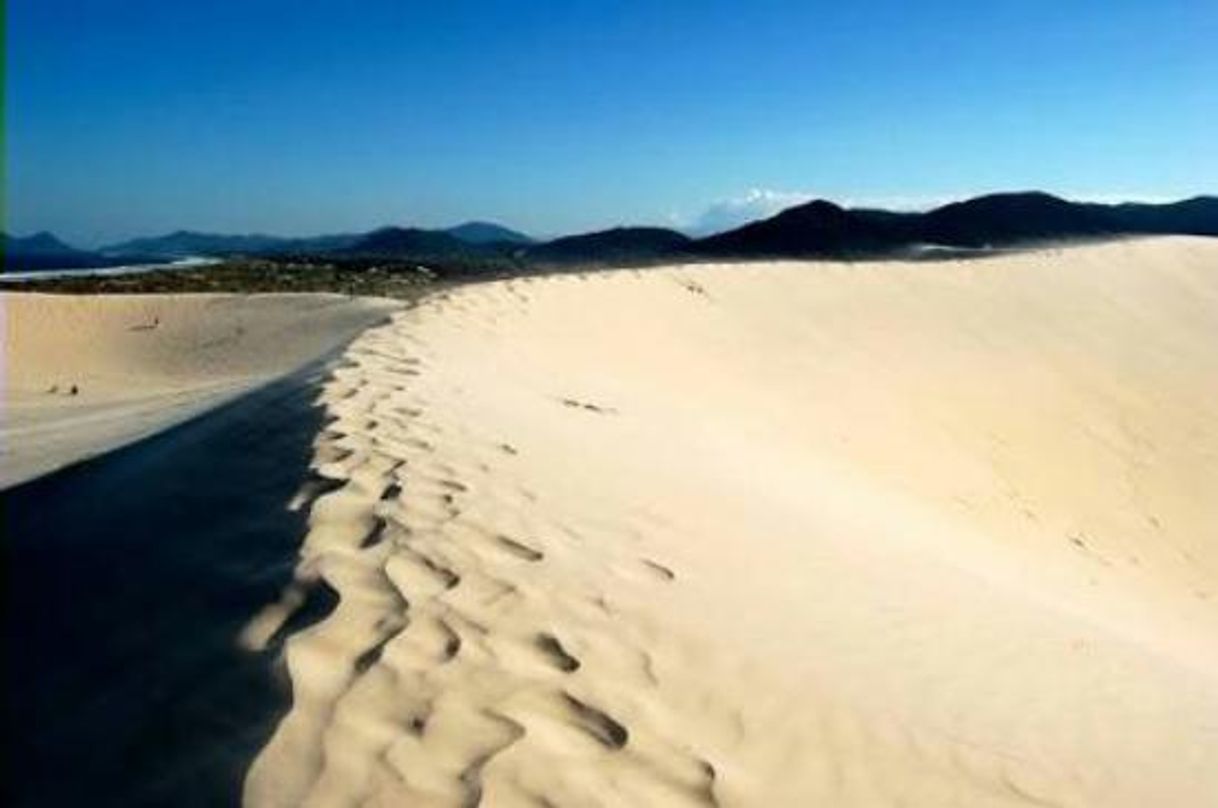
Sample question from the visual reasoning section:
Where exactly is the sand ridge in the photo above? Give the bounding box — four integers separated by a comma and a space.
1, 292, 400, 487
246, 236, 1218, 806
243, 329, 726, 807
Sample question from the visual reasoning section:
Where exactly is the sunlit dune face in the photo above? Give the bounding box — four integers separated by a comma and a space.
246, 237, 1218, 807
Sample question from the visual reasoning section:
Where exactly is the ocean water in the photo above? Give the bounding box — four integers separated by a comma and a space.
0, 256, 220, 283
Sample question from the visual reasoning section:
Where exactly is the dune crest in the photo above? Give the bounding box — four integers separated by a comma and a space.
247, 237, 1218, 807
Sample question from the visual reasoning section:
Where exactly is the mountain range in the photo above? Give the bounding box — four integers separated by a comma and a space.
2, 232, 137, 272
5, 193, 1216, 273
527, 227, 692, 264
690, 192, 1218, 258
100, 221, 535, 260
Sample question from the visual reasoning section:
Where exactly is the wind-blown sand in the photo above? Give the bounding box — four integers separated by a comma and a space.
242, 235, 1218, 808
242, 236, 1218, 807
9, 243, 1212, 805
1, 292, 399, 488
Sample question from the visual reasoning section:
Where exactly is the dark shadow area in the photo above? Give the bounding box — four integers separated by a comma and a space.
2, 365, 333, 807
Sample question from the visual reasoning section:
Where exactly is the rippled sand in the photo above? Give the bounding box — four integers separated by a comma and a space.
244, 237, 1212, 805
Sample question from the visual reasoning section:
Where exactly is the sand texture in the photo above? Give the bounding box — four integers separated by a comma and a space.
244, 236, 1218, 807
82, 237, 1218, 807
1, 292, 399, 488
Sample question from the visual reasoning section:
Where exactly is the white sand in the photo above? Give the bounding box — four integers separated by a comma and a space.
1, 293, 399, 488
223, 237, 1216, 805
17, 238, 1202, 806
244, 236, 1218, 806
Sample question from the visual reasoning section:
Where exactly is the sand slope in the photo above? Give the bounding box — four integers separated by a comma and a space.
1, 293, 399, 488
247, 237, 1218, 806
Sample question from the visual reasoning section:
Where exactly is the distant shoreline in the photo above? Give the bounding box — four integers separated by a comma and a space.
0, 233, 1179, 299
0, 255, 221, 283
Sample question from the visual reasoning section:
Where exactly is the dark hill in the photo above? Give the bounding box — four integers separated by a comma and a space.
7, 231, 76, 254
342, 227, 480, 258
25, 191, 1218, 273
1089, 196, 1218, 236
3, 232, 126, 272
104, 231, 287, 257
528, 227, 692, 264
691, 192, 1218, 258
693, 200, 904, 257
917, 192, 1114, 247
446, 221, 534, 245
103, 231, 362, 258
106, 224, 533, 259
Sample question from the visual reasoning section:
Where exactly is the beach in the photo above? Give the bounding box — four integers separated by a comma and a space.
231, 236, 1218, 806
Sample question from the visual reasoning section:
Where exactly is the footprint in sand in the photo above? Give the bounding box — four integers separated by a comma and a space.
495, 534, 545, 562
360, 516, 389, 548
289, 471, 346, 511
641, 558, 676, 582
562, 694, 629, 749
535, 632, 581, 672
560, 397, 617, 415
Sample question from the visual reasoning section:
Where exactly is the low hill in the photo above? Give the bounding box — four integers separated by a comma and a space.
916, 192, 1113, 247
340, 227, 484, 259
34, 192, 1218, 272
103, 231, 362, 259
692, 192, 1218, 257
3, 232, 127, 272
528, 227, 692, 264
693, 200, 905, 257
445, 221, 534, 245
1091, 196, 1218, 236
103, 231, 287, 258
103, 223, 533, 260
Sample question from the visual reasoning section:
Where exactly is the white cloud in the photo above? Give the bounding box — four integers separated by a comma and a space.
843, 194, 962, 212
682, 189, 814, 236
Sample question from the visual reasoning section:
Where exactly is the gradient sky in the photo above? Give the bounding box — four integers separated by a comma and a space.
7, 0, 1218, 245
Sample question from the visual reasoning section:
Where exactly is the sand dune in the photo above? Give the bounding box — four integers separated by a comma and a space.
1, 292, 399, 488
242, 237, 1211, 805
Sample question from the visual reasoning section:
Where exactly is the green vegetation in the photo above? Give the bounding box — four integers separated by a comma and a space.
4, 257, 455, 297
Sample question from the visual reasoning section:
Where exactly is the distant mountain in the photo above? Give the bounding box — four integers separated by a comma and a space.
284, 233, 366, 253
24, 192, 1216, 274
690, 192, 1218, 257
103, 231, 284, 257
916, 192, 1113, 247
104, 222, 536, 259
445, 221, 534, 245
693, 200, 905, 257
102, 230, 363, 258
341, 227, 482, 258
1088, 196, 1218, 236
6, 231, 76, 254
528, 227, 692, 264
3, 231, 127, 272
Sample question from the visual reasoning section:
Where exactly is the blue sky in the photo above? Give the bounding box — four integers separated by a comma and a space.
7, 0, 1217, 245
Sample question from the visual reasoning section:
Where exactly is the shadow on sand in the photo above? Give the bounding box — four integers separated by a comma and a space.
3, 365, 334, 807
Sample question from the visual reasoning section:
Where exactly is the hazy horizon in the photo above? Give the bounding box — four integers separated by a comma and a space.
8, 189, 1211, 250
8, 1, 1217, 246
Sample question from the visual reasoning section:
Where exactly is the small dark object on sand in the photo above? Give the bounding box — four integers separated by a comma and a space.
130, 315, 161, 332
